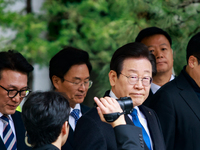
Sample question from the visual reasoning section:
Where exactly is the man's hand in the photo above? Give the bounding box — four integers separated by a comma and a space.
94, 96, 126, 127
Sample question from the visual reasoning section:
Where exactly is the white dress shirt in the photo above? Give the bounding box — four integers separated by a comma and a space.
69, 104, 82, 131
109, 90, 153, 149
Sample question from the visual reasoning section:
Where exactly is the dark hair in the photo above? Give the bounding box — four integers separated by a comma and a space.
186, 32, 200, 64
135, 27, 172, 46
110, 42, 156, 77
0, 50, 33, 79
49, 47, 92, 83
22, 91, 70, 148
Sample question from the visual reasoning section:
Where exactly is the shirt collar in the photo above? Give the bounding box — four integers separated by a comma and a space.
70, 103, 81, 113
151, 74, 175, 94
0, 112, 13, 121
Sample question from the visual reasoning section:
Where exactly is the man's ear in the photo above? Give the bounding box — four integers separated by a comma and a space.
188, 55, 198, 69
109, 70, 118, 86
62, 121, 69, 135
52, 75, 62, 90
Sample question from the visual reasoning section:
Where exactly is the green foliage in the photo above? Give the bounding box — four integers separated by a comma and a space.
0, 0, 200, 97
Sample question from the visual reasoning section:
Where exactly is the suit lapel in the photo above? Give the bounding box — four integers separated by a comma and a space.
139, 105, 165, 150
80, 104, 90, 114
66, 126, 74, 148
177, 72, 200, 122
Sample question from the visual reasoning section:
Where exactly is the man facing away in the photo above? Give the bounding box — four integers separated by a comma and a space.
135, 27, 174, 106
22, 91, 70, 150
74, 42, 165, 150
49, 47, 92, 150
0, 50, 33, 150
149, 32, 200, 150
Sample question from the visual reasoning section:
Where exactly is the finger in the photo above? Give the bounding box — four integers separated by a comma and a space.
96, 107, 106, 122
110, 97, 123, 112
104, 96, 115, 105
94, 97, 106, 110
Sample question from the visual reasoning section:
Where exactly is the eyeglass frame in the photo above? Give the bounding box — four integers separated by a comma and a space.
0, 85, 31, 98
120, 73, 152, 87
63, 79, 93, 89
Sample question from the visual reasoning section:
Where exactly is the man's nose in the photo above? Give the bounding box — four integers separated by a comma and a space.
12, 92, 22, 103
78, 83, 86, 91
155, 49, 163, 59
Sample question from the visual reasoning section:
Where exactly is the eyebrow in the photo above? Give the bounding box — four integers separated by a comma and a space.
7, 85, 28, 90
147, 43, 169, 48
73, 76, 90, 80
127, 69, 151, 74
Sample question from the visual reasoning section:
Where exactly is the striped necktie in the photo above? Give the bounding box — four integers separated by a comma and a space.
131, 109, 151, 150
70, 109, 80, 125
1, 115, 17, 150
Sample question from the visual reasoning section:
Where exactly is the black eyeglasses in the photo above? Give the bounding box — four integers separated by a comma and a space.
120, 73, 152, 87
0, 85, 31, 98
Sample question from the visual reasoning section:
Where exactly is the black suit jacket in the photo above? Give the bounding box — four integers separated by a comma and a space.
143, 89, 153, 107
61, 104, 90, 150
149, 70, 200, 150
114, 125, 143, 150
32, 144, 59, 150
74, 91, 165, 150
0, 111, 31, 150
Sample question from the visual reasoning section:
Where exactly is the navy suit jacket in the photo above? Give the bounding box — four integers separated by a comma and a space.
33, 144, 59, 150
61, 104, 90, 150
0, 111, 31, 150
149, 70, 200, 150
74, 91, 165, 150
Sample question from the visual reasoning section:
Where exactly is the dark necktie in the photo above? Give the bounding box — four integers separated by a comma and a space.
1, 115, 17, 150
131, 109, 151, 150
70, 109, 80, 125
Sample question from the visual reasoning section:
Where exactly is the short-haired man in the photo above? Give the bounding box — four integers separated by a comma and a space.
135, 27, 174, 106
0, 50, 33, 150
149, 32, 200, 150
49, 47, 92, 150
22, 91, 70, 150
74, 42, 165, 150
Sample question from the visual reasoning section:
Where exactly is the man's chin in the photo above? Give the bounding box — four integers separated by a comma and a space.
4, 110, 16, 115
74, 98, 85, 104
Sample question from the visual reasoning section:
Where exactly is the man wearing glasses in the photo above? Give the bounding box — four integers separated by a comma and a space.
0, 50, 33, 150
49, 46, 92, 150
74, 42, 165, 150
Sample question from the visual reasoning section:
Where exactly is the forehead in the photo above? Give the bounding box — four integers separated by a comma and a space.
0, 69, 28, 87
141, 34, 170, 47
64, 64, 90, 79
122, 57, 152, 74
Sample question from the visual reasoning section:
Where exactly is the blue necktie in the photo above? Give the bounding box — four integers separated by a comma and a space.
71, 109, 80, 125
131, 109, 151, 150
1, 115, 17, 150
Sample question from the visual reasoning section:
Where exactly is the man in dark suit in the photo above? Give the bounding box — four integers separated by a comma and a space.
135, 27, 175, 106
0, 50, 33, 150
74, 42, 165, 150
149, 32, 200, 150
49, 47, 92, 150
22, 91, 70, 150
